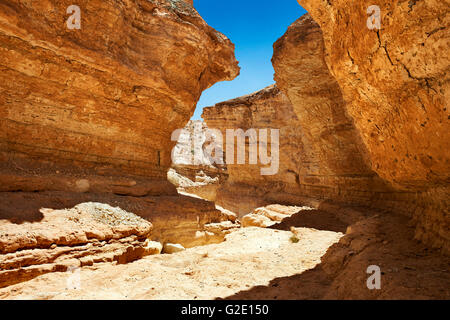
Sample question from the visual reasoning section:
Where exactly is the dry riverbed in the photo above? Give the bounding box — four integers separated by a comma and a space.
0, 227, 342, 300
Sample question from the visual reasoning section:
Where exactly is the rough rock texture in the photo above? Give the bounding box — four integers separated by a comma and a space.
0, 227, 345, 300
170, 120, 228, 201
0, 0, 238, 189
203, 85, 310, 215
0, 190, 239, 288
203, 8, 448, 253
203, 80, 392, 216
0, 191, 235, 248
272, 16, 396, 204
297, 0, 449, 190
0, 0, 240, 264
227, 207, 450, 300
241, 214, 275, 228
168, 168, 222, 202
172, 121, 221, 167
0, 203, 161, 288
241, 205, 313, 228
1, 203, 448, 299
162, 243, 186, 254
317, 213, 450, 299
294, 1, 449, 252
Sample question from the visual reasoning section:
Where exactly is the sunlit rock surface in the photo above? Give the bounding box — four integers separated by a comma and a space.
296, 1, 449, 253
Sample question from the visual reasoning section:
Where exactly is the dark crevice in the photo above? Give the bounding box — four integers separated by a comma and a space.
347, 50, 355, 65
408, 0, 418, 13
426, 26, 446, 38
376, 30, 394, 66
383, 46, 394, 66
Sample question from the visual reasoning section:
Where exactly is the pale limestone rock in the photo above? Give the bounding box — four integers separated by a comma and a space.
163, 243, 186, 254
241, 214, 276, 228
254, 207, 290, 223
167, 169, 196, 188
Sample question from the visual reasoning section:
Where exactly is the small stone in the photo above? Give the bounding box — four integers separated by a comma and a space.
163, 243, 185, 254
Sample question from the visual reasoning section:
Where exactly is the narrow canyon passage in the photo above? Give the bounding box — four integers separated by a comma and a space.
0, 221, 343, 300
1, 200, 448, 300
0, 0, 448, 301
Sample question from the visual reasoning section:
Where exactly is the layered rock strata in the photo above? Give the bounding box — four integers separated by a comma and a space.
0, 0, 238, 188
0, 0, 240, 257
203, 85, 302, 215
205, 8, 448, 253
170, 120, 228, 201
294, 1, 449, 252
0, 193, 237, 287
0, 203, 161, 288
272, 16, 396, 207
203, 82, 390, 216
0, 191, 233, 248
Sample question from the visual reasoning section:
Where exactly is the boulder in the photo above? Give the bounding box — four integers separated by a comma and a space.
163, 243, 186, 254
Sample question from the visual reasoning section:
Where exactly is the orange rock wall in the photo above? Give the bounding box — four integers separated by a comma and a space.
0, 0, 240, 255
0, 0, 239, 184
297, 1, 449, 253
204, 19, 393, 217
205, 10, 449, 253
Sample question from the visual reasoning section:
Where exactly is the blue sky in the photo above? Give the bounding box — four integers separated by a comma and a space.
192, 0, 307, 120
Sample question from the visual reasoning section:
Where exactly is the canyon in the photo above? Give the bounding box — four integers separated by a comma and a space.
0, 0, 240, 288
0, 0, 448, 300
295, 0, 449, 254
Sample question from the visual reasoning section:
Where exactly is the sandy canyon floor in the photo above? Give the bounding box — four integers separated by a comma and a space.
0, 226, 342, 300
1, 197, 449, 300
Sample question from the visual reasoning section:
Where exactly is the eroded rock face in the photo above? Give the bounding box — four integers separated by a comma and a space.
170, 120, 228, 202
0, 192, 239, 287
0, 203, 160, 288
203, 85, 308, 215
0, 190, 233, 247
272, 15, 393, 202
171, 120, 227, 185
297, 0, 449, 190
203, 76, 391, 216
0, 0, 241, 279
0, 0, 239, 187
295, 1, 449, 253
203, 9, 448, 253
242, 205, 311, 228
205, 16, 424, 219
172, 121, 216, 167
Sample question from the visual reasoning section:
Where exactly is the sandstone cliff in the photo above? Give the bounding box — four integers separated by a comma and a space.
204, 9, 448, 253
203, 85, 307, 215
0, 0, 239, 190
203, 17, 394, 215
295, 1, 449, 253
297, 0, 449, 190
0, 0, 240, 283
0, 0, 448, 298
